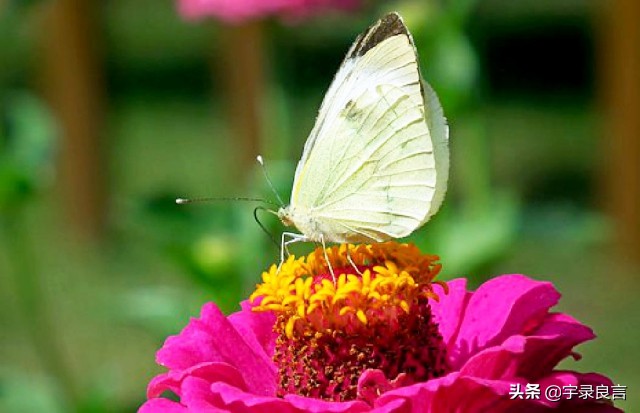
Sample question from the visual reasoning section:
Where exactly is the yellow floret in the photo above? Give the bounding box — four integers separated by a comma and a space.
250, 242, 442, 338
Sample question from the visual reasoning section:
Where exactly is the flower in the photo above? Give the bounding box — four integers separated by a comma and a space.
177, 0, 362, 23
140, 242, 622, 412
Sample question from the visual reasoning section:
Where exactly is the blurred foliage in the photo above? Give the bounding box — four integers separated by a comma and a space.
0, 93, 57, 208
0, 0, 636, 412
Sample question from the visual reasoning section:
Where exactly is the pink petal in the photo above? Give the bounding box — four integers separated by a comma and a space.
559, 406, 624, 413
178, 0, 271, 22
148, 362, 248, 398
459, 314, 595, 381
429, 278, 470, 349
139, 398, 190, 413
176, 0, 361, 23
181, 376, 225, 409
147, 372, 180, 398
378, 372, 621, 412
555, 372, 622, 412
526, 371, 622, 411
228, 300, 277, 358
285, 394, 370, 412
376, 373, 519, 412
517, 313, 595, 378
209, 382, 297, 412
357, 370, 411, 406
156, 302, 276, 396
207, 381, 372, 412
575, 372, 615, 388
370, 398, 409, 413
452, 274, 560, 368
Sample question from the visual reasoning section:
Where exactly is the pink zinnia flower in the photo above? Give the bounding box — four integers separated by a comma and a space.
177, 0, 361, 23
140, 243, 622, 412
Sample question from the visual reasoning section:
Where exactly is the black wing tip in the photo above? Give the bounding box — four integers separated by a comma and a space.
380, 12, 405, 29
348, 12, 409, 59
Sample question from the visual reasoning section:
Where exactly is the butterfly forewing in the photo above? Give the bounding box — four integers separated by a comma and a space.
285, 12, 449, 243
292, 20, 423, 191
294, 82, 436, 242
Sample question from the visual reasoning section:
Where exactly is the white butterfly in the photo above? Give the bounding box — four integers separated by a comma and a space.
276, 12, 449, 256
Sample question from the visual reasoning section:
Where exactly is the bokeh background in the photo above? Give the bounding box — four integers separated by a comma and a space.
1, 0, 639, 411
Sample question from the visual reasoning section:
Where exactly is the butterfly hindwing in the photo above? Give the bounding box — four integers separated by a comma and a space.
421, 81, 449, 223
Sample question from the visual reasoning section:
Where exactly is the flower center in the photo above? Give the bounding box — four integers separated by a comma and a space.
250, 242, 450, 403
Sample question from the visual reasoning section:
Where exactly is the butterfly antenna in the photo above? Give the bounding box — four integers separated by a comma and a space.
175, 196, 279, 207
256, 155, 285, 207
254, 206, 280, 252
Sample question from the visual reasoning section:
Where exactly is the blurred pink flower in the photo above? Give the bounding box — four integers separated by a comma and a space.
139, 273, 621, 412
177, 0, 362, 23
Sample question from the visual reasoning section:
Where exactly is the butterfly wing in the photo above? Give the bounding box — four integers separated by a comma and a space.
289, 13, 449, 243
421, 80, 449, 224
293, 13, 421, 181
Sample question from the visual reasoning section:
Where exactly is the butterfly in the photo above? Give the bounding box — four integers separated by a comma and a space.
276, 12, 449, 256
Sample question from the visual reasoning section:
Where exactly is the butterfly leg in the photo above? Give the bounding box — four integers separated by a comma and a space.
345, 245, 363, 275
279, 232, 289, 265
319, 234, 335, 282
279, 232, 307, 271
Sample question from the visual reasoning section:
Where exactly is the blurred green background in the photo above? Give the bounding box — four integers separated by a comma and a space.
1, 0, 638, 412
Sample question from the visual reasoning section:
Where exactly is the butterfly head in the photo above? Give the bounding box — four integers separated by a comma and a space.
277, 205, 294, 227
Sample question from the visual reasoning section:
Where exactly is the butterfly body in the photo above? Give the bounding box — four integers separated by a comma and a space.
278, 204, 383, 243
278, 12, 449, 246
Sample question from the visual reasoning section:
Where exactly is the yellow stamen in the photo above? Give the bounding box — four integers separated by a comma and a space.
250, 242, 442, 339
